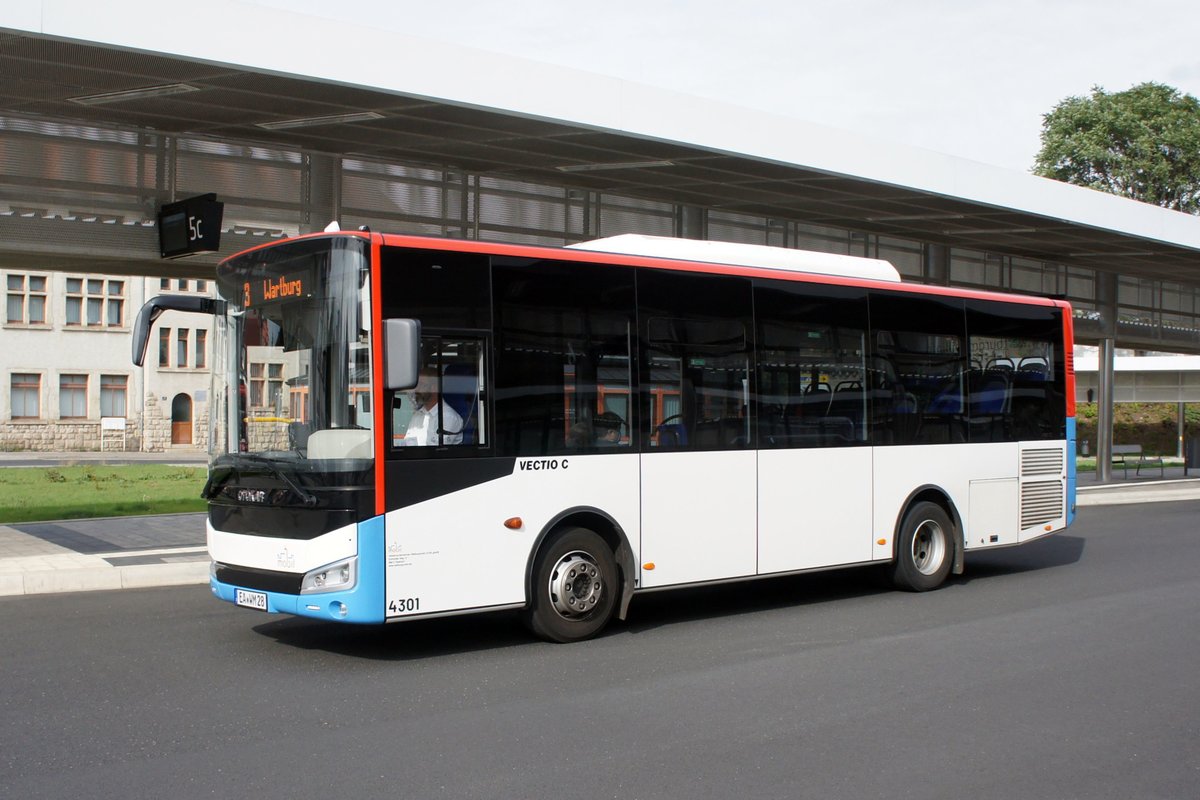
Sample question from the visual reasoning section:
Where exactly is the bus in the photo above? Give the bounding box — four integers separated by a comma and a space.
132, 231, 1076, 642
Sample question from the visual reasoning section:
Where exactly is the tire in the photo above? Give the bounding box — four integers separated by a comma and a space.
523, 527, 618, 643
891, 501, 954, 592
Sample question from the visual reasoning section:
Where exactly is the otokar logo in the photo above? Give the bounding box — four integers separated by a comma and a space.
276, 548, 296, 569
237, 489, 268, 504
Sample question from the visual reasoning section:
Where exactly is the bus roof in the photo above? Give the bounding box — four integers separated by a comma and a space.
567, 234, 902, 283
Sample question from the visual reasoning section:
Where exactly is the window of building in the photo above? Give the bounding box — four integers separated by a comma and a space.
6, 273, 47, 325
107, 280, 124, 325
249, 363, 265, 407
65, 277, 124, 327
60, 374, 87, 418
268, 363, 283, 408
177, 329, 189, 368
160, 278, 171, 291
10, 373, 40, 418
248, 362, 285, 412
195, 329, 207, 369
158, 328, 170, 367
100, 375, 127, 417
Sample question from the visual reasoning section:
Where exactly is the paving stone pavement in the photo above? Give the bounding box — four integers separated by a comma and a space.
0, 513, 207, 597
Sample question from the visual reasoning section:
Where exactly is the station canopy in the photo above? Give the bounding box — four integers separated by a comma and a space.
2, 22, 1200, 289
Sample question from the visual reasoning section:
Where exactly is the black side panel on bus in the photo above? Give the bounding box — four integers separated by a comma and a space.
637, 269, 754, 452
492, 258, 636, 457
754, 281, 870, 449
378, 248, 491, 329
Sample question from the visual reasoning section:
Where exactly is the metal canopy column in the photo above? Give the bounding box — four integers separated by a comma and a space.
302, 153, 341, 235
1096, 272, 1118, 482
1179, 402, 1186, 459
924, 243, 950, 285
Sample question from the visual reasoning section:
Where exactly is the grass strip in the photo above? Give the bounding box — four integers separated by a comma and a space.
0, 465, 207, 524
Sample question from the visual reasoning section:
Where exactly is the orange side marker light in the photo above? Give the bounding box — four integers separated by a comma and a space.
643, 562, 656, 570
877, 539, 887, 546
503, 517, 523, 530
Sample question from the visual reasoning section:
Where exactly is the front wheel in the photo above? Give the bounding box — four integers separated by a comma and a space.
523, 527, 618, 643
891, 501, 954, 592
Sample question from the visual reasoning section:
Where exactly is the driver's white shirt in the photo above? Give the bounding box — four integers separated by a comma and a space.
402, 400, 463, 446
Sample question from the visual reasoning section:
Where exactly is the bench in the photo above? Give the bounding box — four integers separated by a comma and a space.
1112, 444, 1163, 477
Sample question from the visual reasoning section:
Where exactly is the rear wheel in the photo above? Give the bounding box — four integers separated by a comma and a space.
523, 527, 618, 643
891, 501, 954, 591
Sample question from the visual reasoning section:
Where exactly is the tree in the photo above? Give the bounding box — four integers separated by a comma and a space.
1033, 82, 1200, 214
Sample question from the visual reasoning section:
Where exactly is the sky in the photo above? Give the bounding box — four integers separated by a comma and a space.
262, 0, 1200, 173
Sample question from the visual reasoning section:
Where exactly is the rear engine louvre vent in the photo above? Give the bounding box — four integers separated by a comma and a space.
1021, 448, 1064, 477
1020, 481, 1064, 529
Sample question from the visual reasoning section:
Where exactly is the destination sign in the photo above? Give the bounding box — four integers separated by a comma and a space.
243, 271, 311, 307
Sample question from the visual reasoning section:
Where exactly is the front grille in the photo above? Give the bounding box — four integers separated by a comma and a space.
213, 563, 302, 594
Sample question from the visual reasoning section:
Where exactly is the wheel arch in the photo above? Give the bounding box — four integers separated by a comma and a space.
524, 506, 637, 620
892, 484, 966, 575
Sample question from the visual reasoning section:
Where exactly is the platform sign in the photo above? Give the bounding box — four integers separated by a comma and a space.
158, 193, 224, 259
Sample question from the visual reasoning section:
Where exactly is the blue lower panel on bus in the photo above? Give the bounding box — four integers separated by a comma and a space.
210, 515, 386, 624
1067, 416, 1077, 525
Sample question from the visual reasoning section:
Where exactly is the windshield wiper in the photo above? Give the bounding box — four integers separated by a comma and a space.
201, 453, 320, 508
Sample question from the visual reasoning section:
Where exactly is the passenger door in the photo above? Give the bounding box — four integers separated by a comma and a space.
754, 281, 874, 572
638, 269, 757, 588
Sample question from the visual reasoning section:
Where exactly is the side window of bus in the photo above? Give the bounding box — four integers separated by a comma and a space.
378, 247, 492, 456
638, 269, 754, 451
965, 300, 1065, 442
869, 293, 967, 446
754, 282, 869, 448
493, 259, 635, 457
390, 337, 487, 450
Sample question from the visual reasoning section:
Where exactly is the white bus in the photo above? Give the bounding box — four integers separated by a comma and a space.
134, 232, 1077, 642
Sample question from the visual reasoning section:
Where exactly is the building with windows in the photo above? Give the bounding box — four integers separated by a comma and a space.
1, 273, 212, 451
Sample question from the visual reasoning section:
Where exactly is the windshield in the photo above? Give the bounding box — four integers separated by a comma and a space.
211, 236, 373, 470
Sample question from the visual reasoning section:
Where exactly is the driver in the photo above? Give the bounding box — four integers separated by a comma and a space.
401, 369, 464, 446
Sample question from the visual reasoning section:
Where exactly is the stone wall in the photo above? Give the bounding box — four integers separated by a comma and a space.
0, 394, 208, 453
0, 418, 139, 452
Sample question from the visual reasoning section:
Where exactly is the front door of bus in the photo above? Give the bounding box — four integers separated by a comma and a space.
637, 271, 758, 588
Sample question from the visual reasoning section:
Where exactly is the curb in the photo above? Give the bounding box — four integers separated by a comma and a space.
0, 560, 209, 597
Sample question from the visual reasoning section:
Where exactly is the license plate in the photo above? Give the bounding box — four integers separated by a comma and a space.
235, 588, 268, 612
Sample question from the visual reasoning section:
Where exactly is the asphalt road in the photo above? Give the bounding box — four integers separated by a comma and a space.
3, 501, 1198, 800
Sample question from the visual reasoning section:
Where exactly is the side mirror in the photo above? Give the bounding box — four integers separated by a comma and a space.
384, 318, 421, 390
132, 295, 224, 366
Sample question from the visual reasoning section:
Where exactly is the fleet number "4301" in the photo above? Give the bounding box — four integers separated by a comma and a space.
389, 597, 420, 613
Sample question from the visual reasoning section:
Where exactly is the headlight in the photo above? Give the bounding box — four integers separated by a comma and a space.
300, 557, 357, 594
